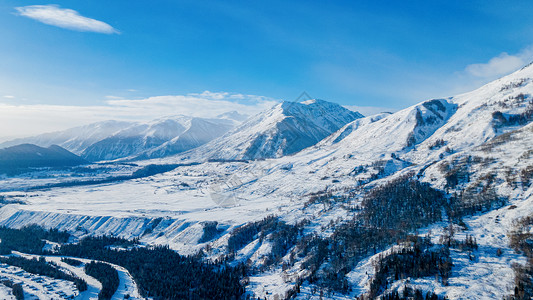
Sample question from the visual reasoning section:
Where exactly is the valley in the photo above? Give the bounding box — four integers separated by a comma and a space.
1, 64, 533, 299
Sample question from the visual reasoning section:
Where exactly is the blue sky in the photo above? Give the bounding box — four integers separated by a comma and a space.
2, 1, 533, 138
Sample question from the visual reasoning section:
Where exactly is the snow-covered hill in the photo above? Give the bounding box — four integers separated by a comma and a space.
179, 99, 363, 161
0, 115, 240, 162
81, 116, 236, 161
0, 144, 87, 174
1, 64, 533, 299
0, 120, 132, 155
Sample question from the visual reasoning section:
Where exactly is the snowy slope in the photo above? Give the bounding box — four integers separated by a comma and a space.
81, 116, 237, 161
133, 117, 235, 160
1, 64, 533, 299
179, 99, 363, 161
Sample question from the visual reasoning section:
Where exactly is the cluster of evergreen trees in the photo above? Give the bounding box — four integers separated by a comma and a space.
447, 187, 506, 221
199, 221, 223, 243
521, 166, 533, 189
0, 256, 87, 292
59, 236, 245, 299
439, 156, 508, 220
380, 286, 448, 300
0, 225, 245, 300
1, 279, 24, 300
288, 173, 489, 296
307, 176, 449, 292
84, 261, 119, 299
368, 237, 452, 298
61, 257, 83, 267
360, 175, 447, 231
492, 98, 533, 127
508, 215, 533, 299
227, 216, 307, 272
228, 216, 279, 252
0, 224, 69, 254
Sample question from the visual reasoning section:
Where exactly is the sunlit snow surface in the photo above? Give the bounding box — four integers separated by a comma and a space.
1, 64, 533, 298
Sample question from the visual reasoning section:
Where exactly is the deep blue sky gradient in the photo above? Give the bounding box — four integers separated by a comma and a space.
2, 0, 533, 110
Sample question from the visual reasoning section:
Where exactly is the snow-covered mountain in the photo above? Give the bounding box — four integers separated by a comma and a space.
81, 116, 236, 161
0, 120, 132, 155
131, 117, 237, 160
0, 115, 240, 162
1, 64, 533, 299
180, 99, 363, 161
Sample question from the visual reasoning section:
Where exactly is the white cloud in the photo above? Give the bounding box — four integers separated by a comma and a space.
3, 95, 15, 99
0, 91, 278, 141
105, 95, 123, 100
106, 92, 276, 117
15, 5, 119, 34
465, 46, 533, 78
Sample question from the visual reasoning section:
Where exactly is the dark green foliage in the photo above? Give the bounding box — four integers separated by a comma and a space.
12, 283, 23, 300
59, 235, 137, 254
131, 164, 179, 178
227, 216, 278, 252
297, 175, 450, 293
20, 224, 70, 243
1, 280, 24, 300
447, 187, 507, 221
0, 225, 243, 300
60, 237, 245, 299
508, 215, 533, 300
264, 220, 306, 267
492, 99, 533, 128
451, 234, 478, 252
0, 256, 87, 292
381, 286, 448, 300
85, 261, 119, 300
227, 216, 306, 270
521, 166, 533, 189
0, 224, 70, 254
199, 221, 223, 243
360, 175, 447, 231
0, 227, 45, 254
61, 257, 84, 267
368, 239, 452, 298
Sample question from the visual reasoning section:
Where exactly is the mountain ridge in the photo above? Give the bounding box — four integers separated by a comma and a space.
0, 144, 87, 175
176, 99, 364, 161
1, 64, 533, 299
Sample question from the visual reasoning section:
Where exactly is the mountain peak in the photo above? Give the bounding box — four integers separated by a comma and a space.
180, 99, 364, 161
279, 98, 364, 118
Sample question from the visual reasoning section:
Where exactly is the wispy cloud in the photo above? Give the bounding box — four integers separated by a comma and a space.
465, 46, 533, 78
105, 95, 123, 100
2, 95, 15, 99
0, 91, 278, 140
15, 5, 119, 34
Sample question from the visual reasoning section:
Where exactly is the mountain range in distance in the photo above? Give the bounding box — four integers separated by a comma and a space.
0, 144, 87, 175
1, 63, 533, 299
0, 100, 364, 164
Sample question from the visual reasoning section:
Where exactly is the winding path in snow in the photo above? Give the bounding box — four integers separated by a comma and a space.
14, 252, 144, 300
